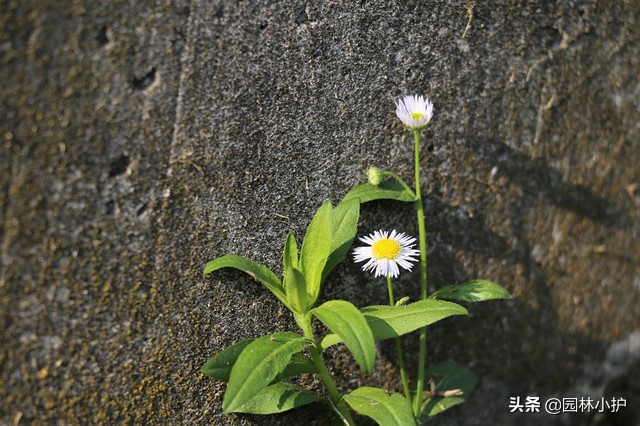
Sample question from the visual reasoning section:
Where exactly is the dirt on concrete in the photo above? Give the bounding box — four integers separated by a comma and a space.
1, 0, 639, 424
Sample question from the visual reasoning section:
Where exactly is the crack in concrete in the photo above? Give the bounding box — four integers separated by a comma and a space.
165, 0, 198, 186
0, 141, 17, 334
533, 76, 556, 146
528, 28, 640, 148
0, 145, 14, 274
564, 36, 640, 96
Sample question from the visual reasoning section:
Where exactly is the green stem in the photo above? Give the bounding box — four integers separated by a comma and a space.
382, 171, 416, 198
386, 276, 412, 406
413, 129, 429, 417
386, 275, 395, 306
297, 314, 356, 426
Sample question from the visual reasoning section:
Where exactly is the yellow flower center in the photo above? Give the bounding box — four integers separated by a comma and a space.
410, 112, 425, 121
372, 239, 402, 260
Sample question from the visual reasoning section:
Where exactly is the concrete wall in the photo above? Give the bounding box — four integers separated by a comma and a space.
1, 0, 639, 424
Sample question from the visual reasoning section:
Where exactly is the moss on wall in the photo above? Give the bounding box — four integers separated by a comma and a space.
2, 0, 639, 424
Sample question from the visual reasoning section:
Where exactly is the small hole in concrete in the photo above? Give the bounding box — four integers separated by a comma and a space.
96, 25, 109, 46
105, 200, 114, 215
132, 68, 156, 91
295, 8, 308, 25
109, 154, 129, 177
136, 202, 149, 217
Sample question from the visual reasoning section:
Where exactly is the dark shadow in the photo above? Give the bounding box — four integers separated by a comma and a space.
343, 158, 616, 424
466, 138, 627, 229
218, 145, 633, 424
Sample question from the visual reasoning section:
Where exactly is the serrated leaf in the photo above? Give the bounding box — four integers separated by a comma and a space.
343, 181, 416, 204
233, 382, 323, 414
203, 254, 287, 306
321, 300, 468, 349
223, 332, 310, 413
430, 280, 512, 302
311, 300, 375, 374
419, 360, 478, 418
201, 338, 254, 381
300, 201, 333, 303
284, 266, 309, 314
322, 198, 360, 281
283, 232, 298, 271
344, 387, 416, 426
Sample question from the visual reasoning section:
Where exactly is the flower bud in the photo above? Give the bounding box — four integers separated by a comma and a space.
367, 167, 383, 186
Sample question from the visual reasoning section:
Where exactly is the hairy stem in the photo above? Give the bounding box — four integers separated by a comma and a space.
387, 276, 412, 406
297, 314, 356, 426
382, 171, 416, 198
413, 129, 429, 417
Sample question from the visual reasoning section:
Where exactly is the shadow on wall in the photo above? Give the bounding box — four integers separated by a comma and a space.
337, 138, 635, 422
467, 138, 628, 229
210, 138, 637, 425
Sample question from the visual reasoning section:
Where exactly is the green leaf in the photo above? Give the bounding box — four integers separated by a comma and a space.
322, 198, 360, 281
319, 333, 342, 351
362, 299, 468, 341
311, 300, 375, 374
344, 387, 415, 426
275, 353, 317, 380
202, 342, 316, 384
430, 280, 512, 302
300, 201, 333, 303
419, 360, 478, 419
203, 254, 287, 306
201, 338, 254, 381
283, 232, 298, 271
284, 266, 309, 314
321, 300, 468, 349
343, 181, 416, 204
233, 382, 322, 414
222, 332, 310, 413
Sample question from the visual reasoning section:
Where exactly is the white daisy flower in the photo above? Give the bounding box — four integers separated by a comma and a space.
395, 95, 434, 130
353, 230, 420, 278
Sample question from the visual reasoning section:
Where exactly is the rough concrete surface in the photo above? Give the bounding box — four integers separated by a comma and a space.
1, 0, 639, 425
